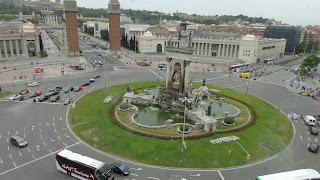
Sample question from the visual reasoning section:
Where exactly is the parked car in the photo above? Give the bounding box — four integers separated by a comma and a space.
49, 91, 59, 96
64, 87, 74, 93
19, 89, 29, 95
110, 162, 130, 176
81, 82, 90, 87
9, 94, 22, 101
89, 78, 95, 83
308, 143, 319, 153
63, 98, 71, 105
93, 74, 100, 78
74, 86, 82, 92
28, 82, 38, 87
50, 95, 60, 102
309, 127, 318, 135
30, 90, 41, 97
10, 135, 27, 148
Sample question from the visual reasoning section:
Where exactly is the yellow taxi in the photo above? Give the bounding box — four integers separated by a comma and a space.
239, 73, 250, 79
19, 89, 29, 95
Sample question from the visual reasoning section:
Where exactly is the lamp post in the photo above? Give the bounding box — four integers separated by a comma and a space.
178, 97, 193, 166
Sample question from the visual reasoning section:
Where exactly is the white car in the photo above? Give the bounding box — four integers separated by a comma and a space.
28, 82, 38, 87
9, 94, 21, 101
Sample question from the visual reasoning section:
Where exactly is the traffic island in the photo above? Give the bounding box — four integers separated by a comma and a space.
68, 81, 293, 168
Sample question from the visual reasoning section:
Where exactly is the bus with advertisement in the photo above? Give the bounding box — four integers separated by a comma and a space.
229, 64, 244, 72
264, 58, 274, 65
56, 149, 115, 180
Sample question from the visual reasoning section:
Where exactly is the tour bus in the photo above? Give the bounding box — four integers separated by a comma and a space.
264, 58, 274, 65
158, 64, 167, 70
56, 149, 115, 180
256, 169, 320, 180
229, 64, 244, 72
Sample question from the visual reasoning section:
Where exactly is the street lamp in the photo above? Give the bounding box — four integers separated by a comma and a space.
178, 97, 193, 166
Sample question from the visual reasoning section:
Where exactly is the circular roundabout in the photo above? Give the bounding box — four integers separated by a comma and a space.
68, 81, 293, 168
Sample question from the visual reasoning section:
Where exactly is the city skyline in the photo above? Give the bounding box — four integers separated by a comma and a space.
77, 0, 320, 26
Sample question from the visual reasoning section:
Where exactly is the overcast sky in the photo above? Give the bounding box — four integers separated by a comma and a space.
76, 0, 319, 26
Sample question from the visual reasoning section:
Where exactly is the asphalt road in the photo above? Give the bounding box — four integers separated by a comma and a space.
1, 42, 320, 180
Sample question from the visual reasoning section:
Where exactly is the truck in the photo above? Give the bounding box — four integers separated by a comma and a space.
304, 115, 317, 126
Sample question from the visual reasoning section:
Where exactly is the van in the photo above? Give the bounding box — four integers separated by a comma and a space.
10, 135, 28, 148
239, 73, 250, 79
304, 115, 317, 126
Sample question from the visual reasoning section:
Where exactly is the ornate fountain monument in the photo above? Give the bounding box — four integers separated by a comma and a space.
122, 24, 242, 132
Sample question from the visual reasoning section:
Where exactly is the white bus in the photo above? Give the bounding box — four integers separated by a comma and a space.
256, 169, 320, 180
56, 149, 115, 180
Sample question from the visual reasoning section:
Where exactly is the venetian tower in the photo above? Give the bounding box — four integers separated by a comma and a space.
108, 0, 121, 52
64, 0, 80, 56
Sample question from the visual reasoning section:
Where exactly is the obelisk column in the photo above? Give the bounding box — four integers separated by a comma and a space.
108, 0, 121, 53
64, 0, 80, 56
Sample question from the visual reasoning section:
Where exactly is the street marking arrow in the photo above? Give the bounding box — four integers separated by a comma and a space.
300, 136, 303, 140
36, 145, 40, 151
0, 158, 3, 164
315, 138, 318, 142
50, 138, 55, 142
60, 117, 62, 121
19, 151, 22, 156
46, 122, 49, 126
131, 168, 142, 171
190, 174, 201, 177
31, 126, 35, 131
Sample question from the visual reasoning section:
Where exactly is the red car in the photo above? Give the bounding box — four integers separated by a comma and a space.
30, 90, 41, 97
74, 86, 82, 92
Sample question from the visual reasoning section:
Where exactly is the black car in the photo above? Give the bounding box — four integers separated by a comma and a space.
44, 93, 52, 98
309, 143, 319, 153
64, 87, 74, 93
10, 135, 27, 148
93, 74, 100, 78
309, 127, 318, 135
81, 82, 90, 87
63, 98, 71, 105
110, 162, 130, 176
50, 95, 60, 102
49, 91, 59, 96
38, 95, 48, 102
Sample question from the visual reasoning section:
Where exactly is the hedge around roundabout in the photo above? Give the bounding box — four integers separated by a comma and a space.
69, 81, 293, 168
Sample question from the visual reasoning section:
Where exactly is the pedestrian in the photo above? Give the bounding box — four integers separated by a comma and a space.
33, 98, 36, 103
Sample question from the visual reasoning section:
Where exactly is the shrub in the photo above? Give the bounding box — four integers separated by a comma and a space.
179, 125, 189, 132
119, 103, 129, 110
224, 117, 235, 124
215, 93, 223, 98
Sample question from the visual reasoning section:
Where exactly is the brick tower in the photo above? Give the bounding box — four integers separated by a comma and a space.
64, 0, 80, 56
108, 0, 121, 52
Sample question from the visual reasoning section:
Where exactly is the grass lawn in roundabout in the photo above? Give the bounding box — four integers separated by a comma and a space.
69, 81, 293, 168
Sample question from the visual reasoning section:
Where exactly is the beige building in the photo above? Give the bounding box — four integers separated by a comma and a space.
14, 0, 64, 11
83, 21, 109, 38
138, 32, 286, 63
0, 22, 41, 60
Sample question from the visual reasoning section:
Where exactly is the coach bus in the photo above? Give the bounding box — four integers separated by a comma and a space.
256, 169, 320, 180
56, 149, 115, 180
229, 64, 244, 72
264, 58, 274, 65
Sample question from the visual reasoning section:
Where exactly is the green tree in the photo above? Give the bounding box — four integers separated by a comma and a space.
100, 29, 109, 41
85, 27, 94, 36
300, 54, 320, 72
26, 18, 39, 25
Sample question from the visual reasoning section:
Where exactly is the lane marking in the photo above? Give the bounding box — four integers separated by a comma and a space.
218, 170, 225, 180
0, 142, 81, 176
147, 177, 159, 180
43, 142, 47, 146
13, 162, 17, 168
32, 126, 35, 131
60, 117, 62, 121
40, 134, 42, 140
24, 126, 26, 131
55, 129, 57, 133
0, 134, 1, 138
300, 136, 303, 140
15, 130, 18, 135
9, 154, 12, 159
53, 117, 55, 121
315, 138, 318, 142
0, 158, 3, 164
39, 129, 41, 133
65, 134, 70, 138
46, 122, 49, 126
36, 145, 40, 151
7, 138, 8, 143
309, 137, 311, 141
190, 174, 201, 177
48, 149, 52, 153
8, 131, 10, 136
8, 146, 9, 151
130, 173, 139, 176
148, 68, 164, 80
308, 143, 310, 147
27, 147, 30, 152
57, 136, 61, 140
131, 168, 142, 171
53, 123, 55, 127
63, 142, 67, 147
18, 151, 22, 156
50, 138, 55, 142
39, 123, 41, 127
305, 126, 307, 129
23, 133, 25, 138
